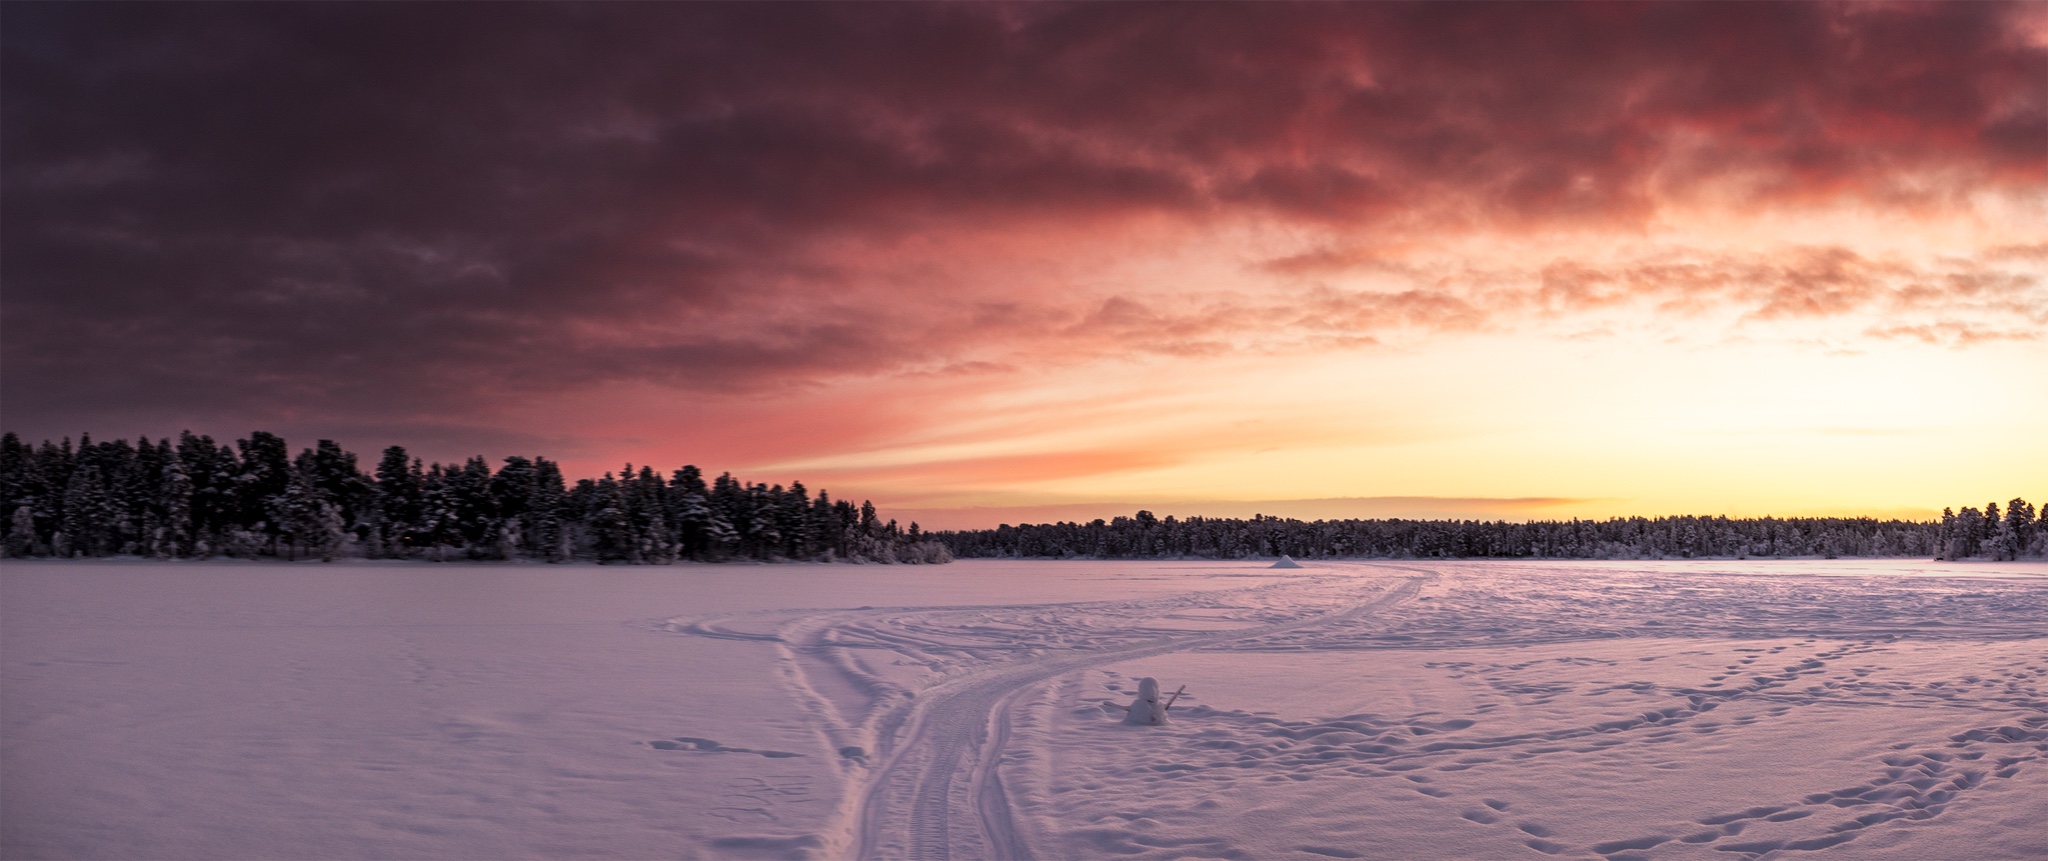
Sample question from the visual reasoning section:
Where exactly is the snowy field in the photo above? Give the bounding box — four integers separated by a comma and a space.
4, 558, 2045, 861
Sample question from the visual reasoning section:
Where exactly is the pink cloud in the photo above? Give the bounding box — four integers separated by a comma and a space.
5, 2, 2040, 480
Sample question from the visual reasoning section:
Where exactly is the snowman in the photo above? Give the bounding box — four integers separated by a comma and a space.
1124, 677, 1180, 726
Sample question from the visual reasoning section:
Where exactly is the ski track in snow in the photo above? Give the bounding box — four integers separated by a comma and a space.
867, 571, 1427, 860
669, 564, 1432, 858
663, 560, 2048, 861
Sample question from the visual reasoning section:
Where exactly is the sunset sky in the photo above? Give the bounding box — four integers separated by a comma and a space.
4, 3, 2043, 529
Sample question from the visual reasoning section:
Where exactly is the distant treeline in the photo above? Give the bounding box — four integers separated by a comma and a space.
934, 501, 2045, 562
0, 431, 951, 564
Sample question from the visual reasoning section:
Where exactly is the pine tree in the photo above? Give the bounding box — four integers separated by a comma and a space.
416, 466, 462, 561
490, 457, 537, 525
159, 456, 194, 558
747, 484, 783, 560
271, 468, 326, 561
1994, 497, 2035, 561
630, 466, 674, 563
2035, 499, 2048, 558
236, 432, 292, 551
373, 447, 422, 558
589, 473, 635, 563
116, 437, 160, 555
449, 456, 498, 557
781, 481, 814, 558
316, 501, 346, 562
0, 434, 33, 555
177, 432, 234, 554
707, 472, 747, 559
810, 490, 841, 560
669, 465, 711, 560
60, 465, 114, 557
6, 505, 36, 557
704, 511, 739, 558
530, 458, 569, 562
297, 440, 372, 533
0, 433, 27, 524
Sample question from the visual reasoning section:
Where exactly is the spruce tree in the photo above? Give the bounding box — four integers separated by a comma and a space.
589, 473, 634, 563
449, 456, 498, 556
630, 466, 674, 563
236, 432, 292, 551
6, 506, 36, 557
177, 433, 233, 553
60, 465, 113, 557
416, 465, 461, 561
669, 466, 711, 559
298, 440, 372, 531
531, 458, 569, 562
2008, 497, 2039, 558
159, 456, 194, 558
372, 447, 422, 558
271, 467, 326, 561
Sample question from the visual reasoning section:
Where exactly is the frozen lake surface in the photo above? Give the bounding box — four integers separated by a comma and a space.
4, 558, 2045, 860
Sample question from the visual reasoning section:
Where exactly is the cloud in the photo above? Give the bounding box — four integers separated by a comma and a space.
1864, 321, 2042, 347
3, 2, 2041, 456
801, 448, 1189, 491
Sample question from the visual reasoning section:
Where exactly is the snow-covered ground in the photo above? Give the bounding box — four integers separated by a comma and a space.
3, 558, 2044, 860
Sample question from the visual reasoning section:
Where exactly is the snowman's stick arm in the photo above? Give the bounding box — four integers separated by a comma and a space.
1163, 685, 1187, 712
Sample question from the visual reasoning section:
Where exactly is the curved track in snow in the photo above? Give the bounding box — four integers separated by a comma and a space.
852, 567, 1431, 860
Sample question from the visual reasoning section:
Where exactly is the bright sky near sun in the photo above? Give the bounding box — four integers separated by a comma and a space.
4, 3, 2043, 529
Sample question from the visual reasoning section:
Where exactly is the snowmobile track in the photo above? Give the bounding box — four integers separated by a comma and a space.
854, 567, 1430, 860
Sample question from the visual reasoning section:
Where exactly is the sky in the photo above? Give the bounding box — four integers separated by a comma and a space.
3, 2, 2043, 530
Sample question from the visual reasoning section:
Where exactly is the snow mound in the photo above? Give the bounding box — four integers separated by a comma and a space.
1272, 555, 1303, 568
1124, 676, 1170, 725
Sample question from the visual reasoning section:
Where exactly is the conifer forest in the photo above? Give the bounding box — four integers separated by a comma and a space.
0, 430, 2037, 565
931, 503, 2043, 563
0, 431, 952, 564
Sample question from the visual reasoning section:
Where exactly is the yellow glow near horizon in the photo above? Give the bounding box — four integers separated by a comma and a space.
735, 196, 2046, 527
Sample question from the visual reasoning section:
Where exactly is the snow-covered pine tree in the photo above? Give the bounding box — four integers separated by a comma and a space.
417, 465, 462, 561
6, 505, 35, 557
704, 511, 739, 559
781, 481, 814, 559
446, 456, 498, 558
160, 456, 194, 558
809, 490, 840, 560
669, 465, 711, 560
1989, 497, 2030, 561
235, 432, 292, 554
0, 434, 26, 543
118, 437, 162, 555
746, 484, 782, 560
175, 433, 232, 555
710, 472, 746, 557
531, 458, 569, 562
588, 472, 635, 563
316, 502, 346, 562
270, 467, 325, 561
289, 441, 371, 547
629, 466, 673, 563
489, 456, 537, 559
60, 464, 113, 556
373, 447, 421, 558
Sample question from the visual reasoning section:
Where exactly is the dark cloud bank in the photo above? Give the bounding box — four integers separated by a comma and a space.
3, 2, 2041, 454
